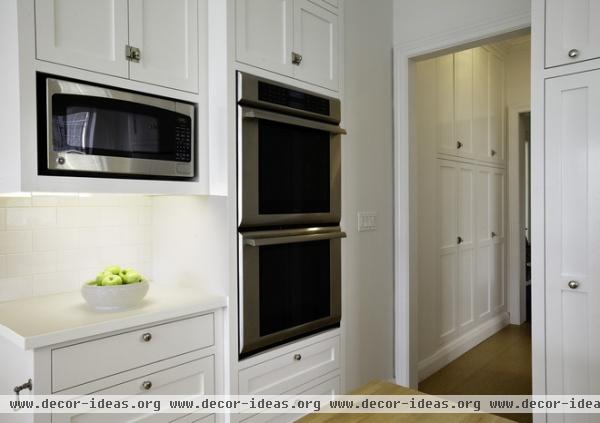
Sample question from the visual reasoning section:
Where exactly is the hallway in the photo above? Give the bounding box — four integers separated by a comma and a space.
419, 323, 532, 422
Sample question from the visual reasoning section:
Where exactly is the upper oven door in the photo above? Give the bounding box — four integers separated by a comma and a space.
43, 78, 195, 179
238, 106, 345, 228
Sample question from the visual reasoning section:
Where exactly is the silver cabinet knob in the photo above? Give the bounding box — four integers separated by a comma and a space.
491, 232, 497, 238
56, 156, 66, 165
491, 149, 497, 157
457, 236, 463, 245
142, 381, 152, 390
291, 52, 303, 65
457, 141, 463, 149
568, 280, 580, 289
141, 333, 152, 342
126, 45, 141, 62
568, 49, 580, 58
293, 354, 302, 361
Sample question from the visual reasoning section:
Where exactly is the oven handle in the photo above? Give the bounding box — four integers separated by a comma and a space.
244, 231, 347, 247
242, 107, 347, 135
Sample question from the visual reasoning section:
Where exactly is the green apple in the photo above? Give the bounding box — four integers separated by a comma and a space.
122, 271, 143, 284
104, 265, 121, 275
96, 271, 113, 284
101, 274, 123, 286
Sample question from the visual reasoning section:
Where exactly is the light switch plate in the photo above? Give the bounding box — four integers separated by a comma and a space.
358, 212, 377, 232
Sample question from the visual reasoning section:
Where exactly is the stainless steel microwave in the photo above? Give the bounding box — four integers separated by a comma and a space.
38, 76, 195, 179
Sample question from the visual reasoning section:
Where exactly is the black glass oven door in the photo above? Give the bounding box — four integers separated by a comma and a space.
239, 227, 345, 357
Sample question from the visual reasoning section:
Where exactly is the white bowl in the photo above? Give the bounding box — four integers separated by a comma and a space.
81, 280, 149, 312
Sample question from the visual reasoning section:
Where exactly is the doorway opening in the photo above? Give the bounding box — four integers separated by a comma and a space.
408, 33, 532, 421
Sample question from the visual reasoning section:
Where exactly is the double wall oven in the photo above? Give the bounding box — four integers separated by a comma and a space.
237, 73, 346, 357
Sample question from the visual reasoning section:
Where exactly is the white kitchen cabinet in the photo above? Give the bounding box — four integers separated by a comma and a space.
433, 48, 505, 164
438, 160, 506, 344
35, 0, 199, 93
35, 0, 129, 78
293, 0, 339, 90
454, 49, 474, 158
235, 0, 294, 77
545, 70, 600, 409
128, 0, 199, 92
235, 0, 340, 91
545, 0, 600, 68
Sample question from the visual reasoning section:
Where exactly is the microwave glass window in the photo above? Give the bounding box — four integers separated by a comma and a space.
258, 240, 331, 336
258, 120, 330, 214
51, 94, 192, 162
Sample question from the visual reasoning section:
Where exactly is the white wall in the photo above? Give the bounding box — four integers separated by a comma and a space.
0, 194, 153, 301
393, 0, 531, 46
341, 0, 395, 390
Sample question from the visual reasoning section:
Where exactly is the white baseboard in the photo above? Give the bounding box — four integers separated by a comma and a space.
417, 312, 510, 382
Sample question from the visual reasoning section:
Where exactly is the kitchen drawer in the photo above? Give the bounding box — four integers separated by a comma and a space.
52, 314, 214, 392
239, 336, 339, 395
53, 356, 214, 423
240, 375, 341, 423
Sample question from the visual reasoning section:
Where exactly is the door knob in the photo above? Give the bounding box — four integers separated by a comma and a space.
568, 49, 580, 58
457, 236, 463, 245
568, 280, 580, 290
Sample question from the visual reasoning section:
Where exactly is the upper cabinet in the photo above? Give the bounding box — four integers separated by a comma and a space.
433, 47, 505, 165
235, 0, 340, 91
35, 0, 199, 93
545, 0, 600, 68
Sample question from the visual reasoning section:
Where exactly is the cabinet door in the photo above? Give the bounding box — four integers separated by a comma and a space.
293, 0, 339, 90
436, 55, 456, 155
438, 161, 458, 343
53, 356, 214, 422
128, 0, 199, 92
35, 0, 129, 77
546, 0, 600, 68
454, 50, 474, 158
457, 165, 476, 331
488, 53, 505, 163
473, 48, 490, 161
545, 70, 600, 408
475, 167, 492, 320
235, 0, 294, 77
490, 169, 505, 312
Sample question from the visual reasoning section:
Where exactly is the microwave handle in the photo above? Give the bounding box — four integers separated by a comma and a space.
244, 231, 347, 247
242, 107, 347, 135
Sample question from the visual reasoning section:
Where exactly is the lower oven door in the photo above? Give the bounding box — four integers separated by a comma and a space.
239, 227, 345, 357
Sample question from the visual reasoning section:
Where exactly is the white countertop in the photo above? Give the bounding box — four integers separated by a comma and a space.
0, 284, 227, 350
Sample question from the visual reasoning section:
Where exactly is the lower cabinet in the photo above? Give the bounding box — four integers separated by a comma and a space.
52, 356, 214, 422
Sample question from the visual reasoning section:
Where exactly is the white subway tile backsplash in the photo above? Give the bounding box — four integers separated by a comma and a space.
0, 276, 33, 302
0, 231, 33, 254
0, 194, 154, 302
6, 208, 57, 229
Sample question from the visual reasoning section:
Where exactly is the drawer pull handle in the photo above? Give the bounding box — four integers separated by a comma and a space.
142, 333, 152, 342
142, 381, 153, 390
293, 354, 302, 361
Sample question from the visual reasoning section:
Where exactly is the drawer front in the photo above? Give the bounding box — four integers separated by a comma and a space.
239, 336, 340, 395
240, 375, 341, 423
52, 314, 214, 392
52, 356, 214, 423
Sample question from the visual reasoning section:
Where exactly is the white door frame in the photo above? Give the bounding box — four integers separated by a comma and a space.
507, 105, 531, 326
392, 13, 532, 389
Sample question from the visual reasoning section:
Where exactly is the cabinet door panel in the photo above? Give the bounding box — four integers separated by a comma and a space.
473, 48, 490, 161
476, 168, 492, 320
489, 53, 505, 163
458, 166, 475, 329
454, 50, 474, 157
436, 55, 456, 155
293, 0, 339, 90
545, 70, 600, 408
236, 0, 294, 77
438, 162, 458, 341
35, 0, 129, 77
128, 0, 199, 92
546, 0, 600, 68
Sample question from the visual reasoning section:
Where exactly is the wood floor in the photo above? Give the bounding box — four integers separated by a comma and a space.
419, 323, 532, 423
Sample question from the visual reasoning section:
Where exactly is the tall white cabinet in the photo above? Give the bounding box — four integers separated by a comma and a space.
415, 46, 507, 380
